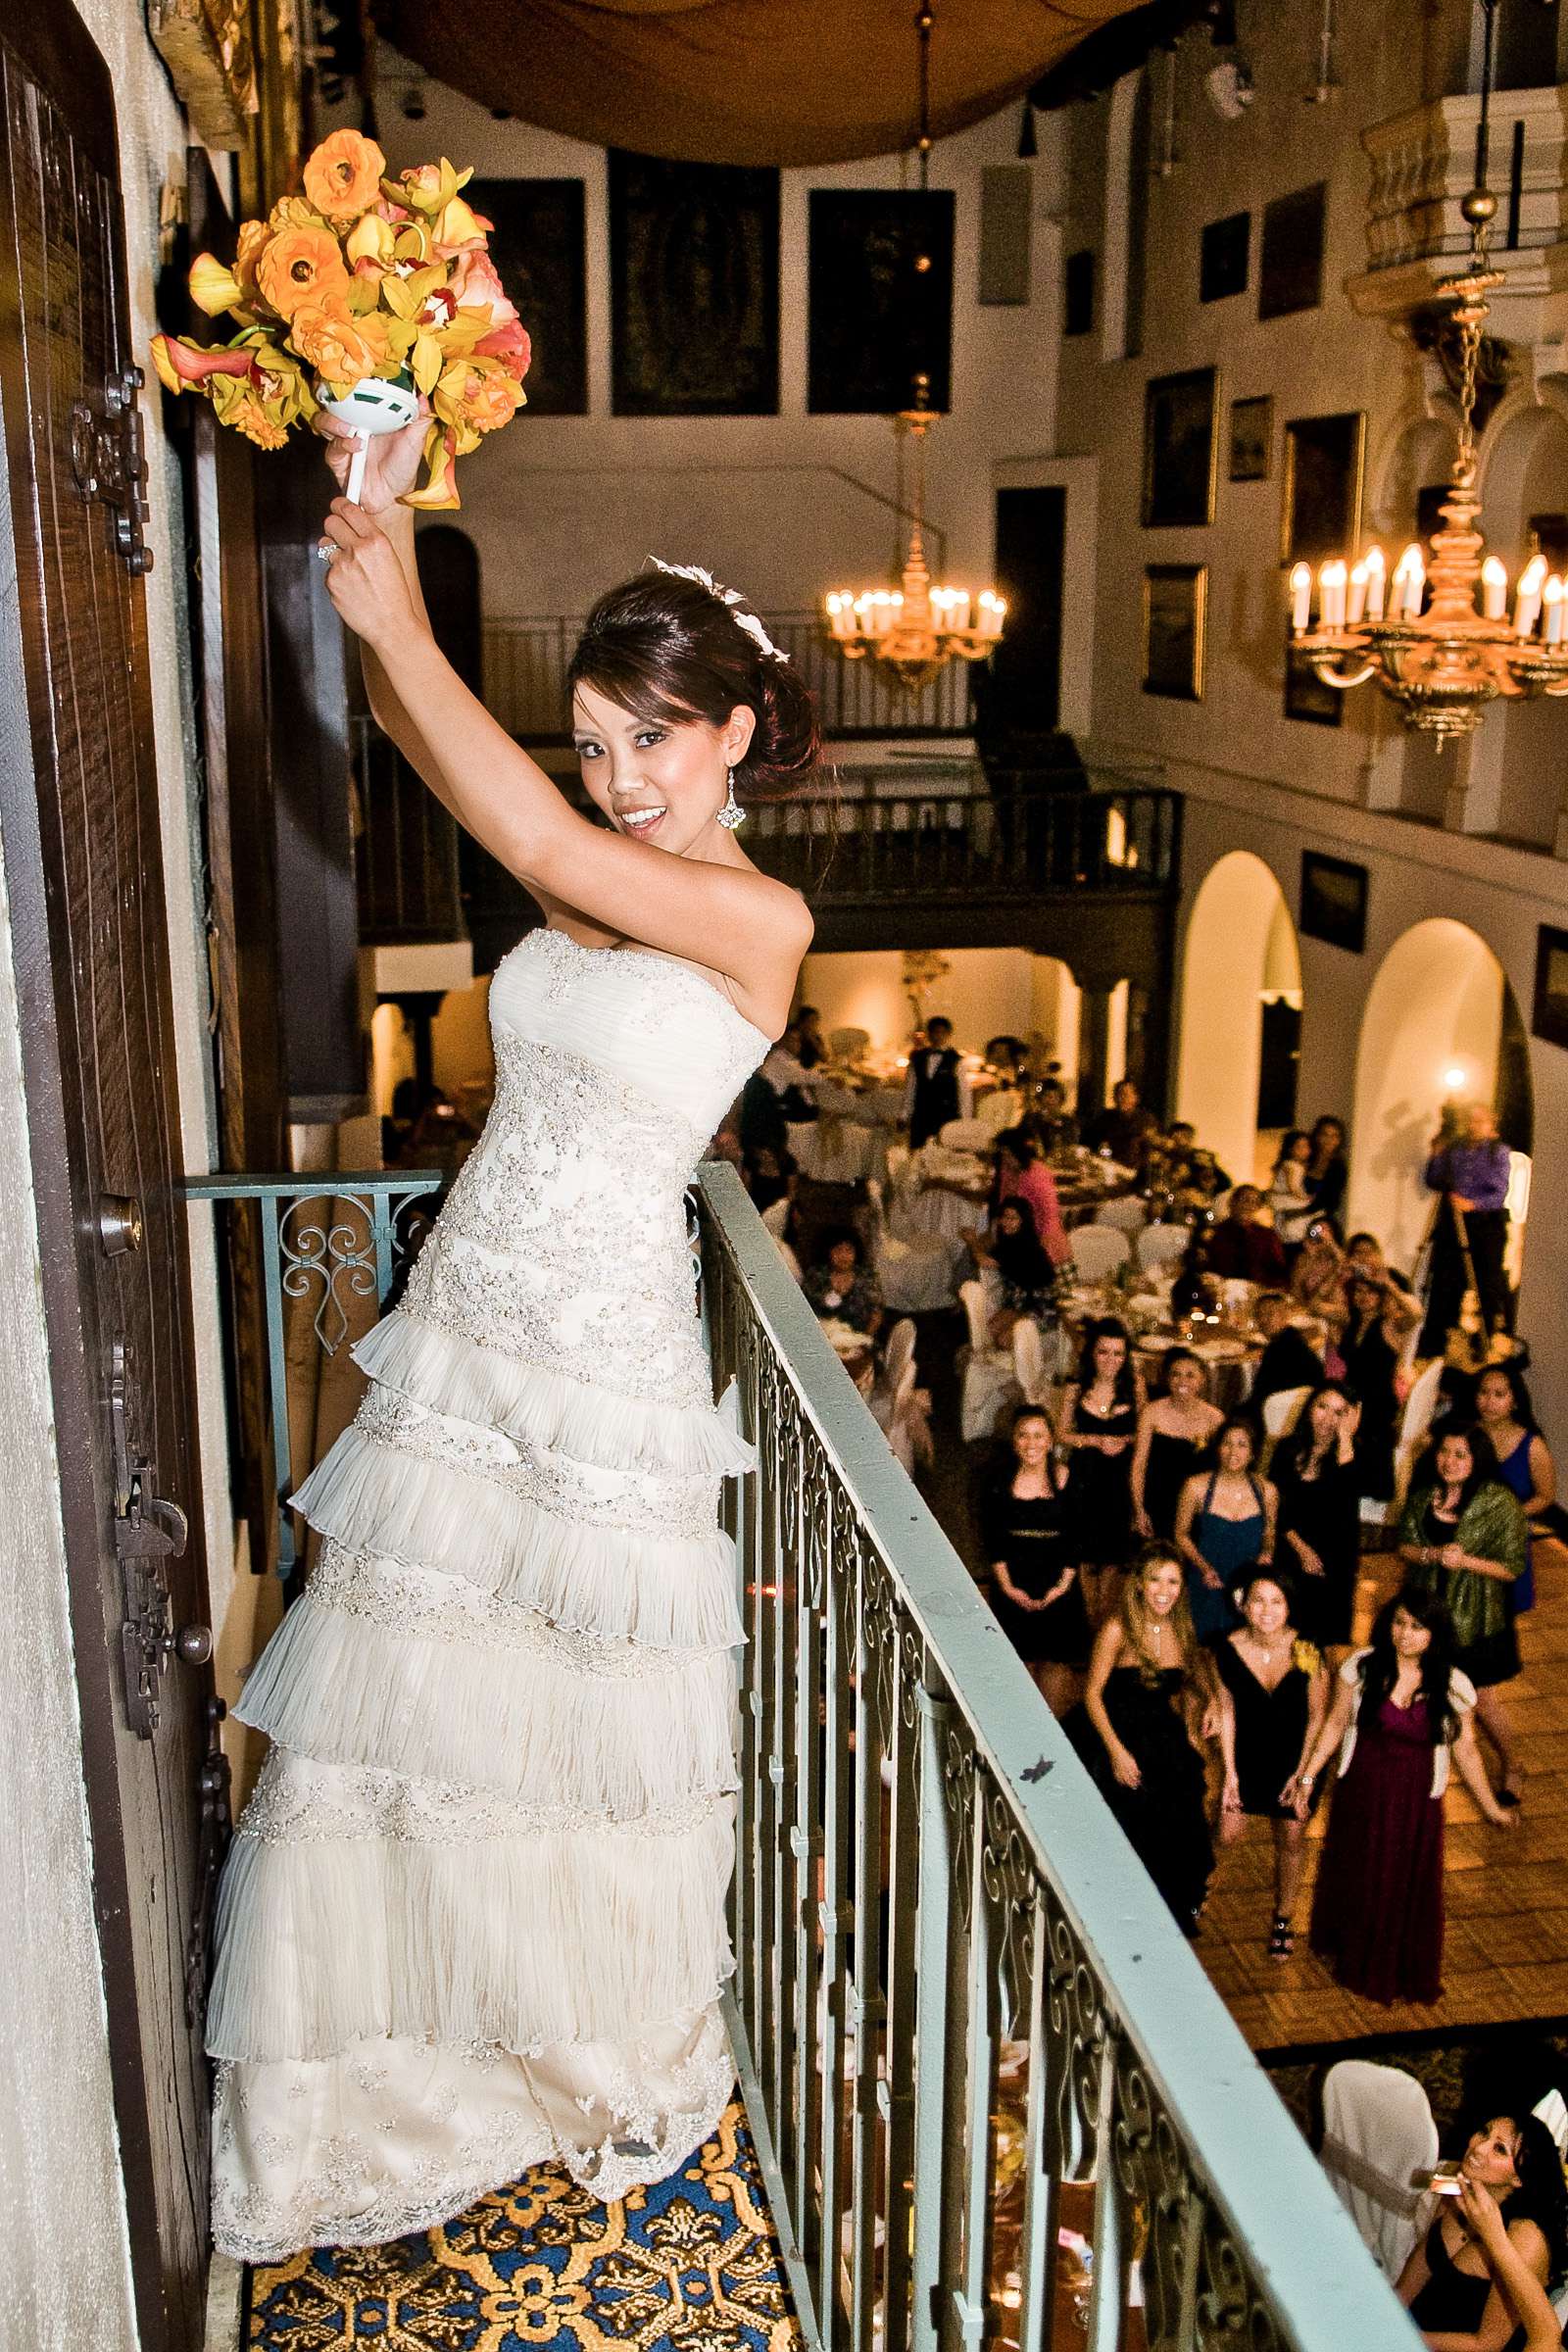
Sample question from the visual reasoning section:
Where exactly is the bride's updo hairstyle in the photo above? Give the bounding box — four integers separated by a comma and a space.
567, 568, 820, 801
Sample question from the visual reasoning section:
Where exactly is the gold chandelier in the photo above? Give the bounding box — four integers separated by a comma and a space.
1289, 0, 1568, 741
820, 3, 1005, 691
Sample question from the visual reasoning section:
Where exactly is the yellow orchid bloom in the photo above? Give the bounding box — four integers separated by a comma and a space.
401, 422, 462, 510
346, 212, 396, 274
188, 250, 245, 317
431, 195, 487, 255
412, 331, 445, 395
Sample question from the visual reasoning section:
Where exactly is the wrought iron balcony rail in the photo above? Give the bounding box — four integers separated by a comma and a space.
696, 1160, 1407, 2352
483, 611, 977, 744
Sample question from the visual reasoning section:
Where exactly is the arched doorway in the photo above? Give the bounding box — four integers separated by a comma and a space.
1348, 918, 1534, 1279
1175, 852, 1300, 1186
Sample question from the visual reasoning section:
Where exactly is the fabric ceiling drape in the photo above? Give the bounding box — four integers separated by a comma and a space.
370, 0, 1147, 167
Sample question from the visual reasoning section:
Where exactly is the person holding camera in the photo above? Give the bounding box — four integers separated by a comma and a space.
1420, 1102, 1513, 1355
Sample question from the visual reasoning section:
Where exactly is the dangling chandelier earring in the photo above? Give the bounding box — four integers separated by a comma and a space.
715, 765, 746, 830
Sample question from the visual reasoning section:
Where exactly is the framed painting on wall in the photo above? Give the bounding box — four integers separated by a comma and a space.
1258, 181, 1327, 319
1141, 367, 1217, 527
1142, 564, 1206, 700
467, 178, 588, 416
1229, 394, 1273, 482
1200, 210, 1250, 304
1299, 852, 1367, 953
1063, 247, 1095, 337
808, 190, 956, 413
1280, 411, 1366, 568
610, 149, 779, 416
1533, 924, 1568, 1048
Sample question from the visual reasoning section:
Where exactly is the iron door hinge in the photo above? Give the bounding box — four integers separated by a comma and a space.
69, 366, 155, 577
111, 1339, 208, 1739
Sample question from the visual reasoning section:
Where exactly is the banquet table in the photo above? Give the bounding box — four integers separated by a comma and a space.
1055, 1277, 1323, 1413
890, 1143, 993, 1245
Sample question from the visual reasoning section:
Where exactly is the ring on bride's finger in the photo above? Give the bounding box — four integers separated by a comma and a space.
315, 537, 339, 564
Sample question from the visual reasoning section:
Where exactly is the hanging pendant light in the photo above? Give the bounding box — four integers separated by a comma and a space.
1289, 0, 1568, 740
820, 1, 1005, 690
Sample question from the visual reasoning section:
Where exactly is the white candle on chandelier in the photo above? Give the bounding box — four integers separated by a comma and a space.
1319, 559, 1348, 629
953, 588, 971, 632
1514, 553, 1547, 638
1544, 575, 1565, 645
1392, 544, 1424, 619
1364, 545, 1387, 621
1288, 563, 1312, 634
978, 591, 1004, 638
1347, 561, 1369, 626
1480, 556, 1508, 620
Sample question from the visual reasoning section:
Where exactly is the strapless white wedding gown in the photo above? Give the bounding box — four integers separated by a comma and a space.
206, 927, 767, 2262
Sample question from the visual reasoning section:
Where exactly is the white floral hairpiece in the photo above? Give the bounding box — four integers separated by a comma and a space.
647, 556, 788, 664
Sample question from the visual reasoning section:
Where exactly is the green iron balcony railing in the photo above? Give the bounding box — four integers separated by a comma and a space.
696, 1160, 1410, 2352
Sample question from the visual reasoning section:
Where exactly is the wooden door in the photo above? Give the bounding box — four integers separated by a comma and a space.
0, 12, 220, 2348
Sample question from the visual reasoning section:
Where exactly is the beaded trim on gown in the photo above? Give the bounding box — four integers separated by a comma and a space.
206, 927, 768, 2263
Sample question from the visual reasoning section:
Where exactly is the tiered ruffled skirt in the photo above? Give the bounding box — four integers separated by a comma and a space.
206, 1292, 753, 2264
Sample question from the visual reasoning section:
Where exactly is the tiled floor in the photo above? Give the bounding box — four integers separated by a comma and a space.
1197, 1541, 1568, 2052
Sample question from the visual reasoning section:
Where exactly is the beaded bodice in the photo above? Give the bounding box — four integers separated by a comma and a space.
398, 928, 768, 1409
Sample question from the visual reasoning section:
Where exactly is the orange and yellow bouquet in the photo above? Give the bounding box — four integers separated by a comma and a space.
151, 131, 530, 510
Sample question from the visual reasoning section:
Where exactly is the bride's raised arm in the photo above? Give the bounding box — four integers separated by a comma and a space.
317, 441, 811, 1023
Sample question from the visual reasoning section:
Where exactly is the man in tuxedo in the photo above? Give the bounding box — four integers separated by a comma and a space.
903, 1016, 972, 1148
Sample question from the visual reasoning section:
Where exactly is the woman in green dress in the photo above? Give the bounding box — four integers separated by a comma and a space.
1399, 1425, 1527, 1808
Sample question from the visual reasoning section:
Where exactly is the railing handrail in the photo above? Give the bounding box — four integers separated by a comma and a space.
696, 1159, 1410, 2348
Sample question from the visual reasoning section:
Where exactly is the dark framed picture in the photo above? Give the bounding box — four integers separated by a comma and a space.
1200, 210, 1250, 304
467, 178, 587, 416
609, 150, 779, 416
1142, 564, 1206, 700
1259, 182, 1327, 320
1285, 638, 1344, 728
808, 190, 956, 414
1063, 247, 1095, 338
1281, 411, 1366, 567
1141, 367, 1217, 528
1299, 852, 1367, 953
1533, 924, 1568, 1048
1229, 394, 1273, 482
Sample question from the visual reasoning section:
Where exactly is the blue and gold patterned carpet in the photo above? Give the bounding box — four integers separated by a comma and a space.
247, 2099, 800, 2351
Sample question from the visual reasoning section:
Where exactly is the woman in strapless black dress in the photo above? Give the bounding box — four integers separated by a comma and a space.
1213, 1569, 1327, 1958
982, 1404, 1090, 1716
1061, 1317, 1143, 1623
1132, 1347, 1223, 1542
1069, 1544, 1222, 1936
1396, 2110, 1566, 2349
1273, 1383, 1362, 1650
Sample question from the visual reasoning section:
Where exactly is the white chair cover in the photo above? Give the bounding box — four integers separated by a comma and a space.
882, 1316, 917, 1395
827, 1026, 869, 1061
938, 1118, 996, 1153
1319, 2060, 1438, 2282
1392, 1357, 1446, 1509
760, 1198, 792, 1240
865, 1179, 963, 1313
1262, 1385, 1312, 1440
1069, 1224, 1132, 1282
1095, 1195, 1150, 1238
975, 1086, 1024, 1132
957, 1279, 1020, 1443
1010, 1315, 1056, 1406
1136, 1222, 1191, 1272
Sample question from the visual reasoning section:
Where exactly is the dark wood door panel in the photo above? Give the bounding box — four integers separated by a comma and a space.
0, 16, 216, 2347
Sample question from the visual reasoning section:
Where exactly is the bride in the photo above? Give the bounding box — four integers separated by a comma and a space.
204, 415, 814, 2261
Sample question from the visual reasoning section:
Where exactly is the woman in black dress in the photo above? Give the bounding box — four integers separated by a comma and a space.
1396, 2110, 1566, 2349
982, 1405, 1089, 1716
1272, 1383, 1362, 1651
1213, 1569, 1328, 1958
1131, 1348, 1223, 1543
1304, 1115, 1348, 1225
1061, 1318, 1143, 1624
1072, 1544, 1223, 1936
1339, 1272, 1404, 1507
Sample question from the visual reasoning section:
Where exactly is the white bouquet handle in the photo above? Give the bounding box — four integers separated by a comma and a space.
316, 375, 421, 505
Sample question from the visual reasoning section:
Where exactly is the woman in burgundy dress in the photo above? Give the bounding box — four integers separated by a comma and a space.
1296, 1589, 1513, 2006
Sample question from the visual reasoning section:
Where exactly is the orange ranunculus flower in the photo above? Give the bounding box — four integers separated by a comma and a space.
233, 219, 273, 308
289, 302, 391, 387
258, 226, 352, 320
303, 129, 387, 221
433, 356, 522, 435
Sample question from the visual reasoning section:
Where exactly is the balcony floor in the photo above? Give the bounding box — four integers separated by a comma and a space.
245, 2096, 802, 2351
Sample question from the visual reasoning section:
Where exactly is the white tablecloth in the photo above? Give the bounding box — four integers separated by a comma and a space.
787, 1119, 885, 1185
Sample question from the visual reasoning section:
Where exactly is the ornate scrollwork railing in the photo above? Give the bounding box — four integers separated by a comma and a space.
696, 1160, 1410, 2352
185, 1172, 443, 1575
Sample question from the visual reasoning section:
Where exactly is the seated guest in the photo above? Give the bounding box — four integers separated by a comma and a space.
745, 1143, 796, 1220
994, 1126, 1070, 1267
738, 1068, 789, 1167
1158, 1120, 1232, 1200
796, 1004, 826, 1069
1250, 1291, 1325, 1412
973, 1197, 1060, 1348
1304, 1115, 1349, 1223
1171, 1228, 1218, 1321
1291, 1218, 1346, 1315
904, 1014, 971, 1148
1397, 2110, 1566, 2348
1342, 1231, 1420, 1317
759, 1021, 817, 1122
1267, 1130, 1317, 1247
1083, 1077, 1158, 1170
1030, 1077, 1077, 1154
803, 1228, 883, 1340
1206, 1186, 1289, 1287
